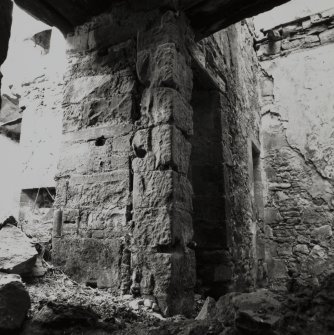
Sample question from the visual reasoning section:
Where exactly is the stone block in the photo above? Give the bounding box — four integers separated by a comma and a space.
311, 225, 333, 242
264, 207, 281, 224
140, 87, 193, 135
63, 94, 134, 132
80, 207, 128, 235
137, 41, 192, 99
64, 75, 112, 104
132, 153, 156, 173
258, 41, 281, 57
133, 207, 172, 248
304, 35, 320, 47
215, 289, 281, 327
58, 133, 132, 177
152, 43, 193, 100
133, 170, 192, 211
0, 225, 38, 276
133, 206, 193, 248
141, 250, 195, 316
65, 171, 130, 208
281, 38, 304, 50
260, 76, 274, 97
196, 297, 217, 321
52, 237, 122, 290
62, 123, 133, 142
112, 133, 132, 152
152, 124, 191, 174
319, 28, 334, 44
294, 244, 309, 255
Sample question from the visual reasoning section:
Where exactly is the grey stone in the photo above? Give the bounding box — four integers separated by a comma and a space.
0, 224, 38, 275
64, 75, 112, 104
311, 225, 332, 242
319, 28, 334, 44
196, 297, 217, 321
236, 310, 281, 334
216, 289, 281, 327
294, 244, 309, 255
34, 302, 99, 328
0, 274, 31, 330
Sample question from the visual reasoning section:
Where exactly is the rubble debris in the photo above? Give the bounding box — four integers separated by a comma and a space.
0, 223, 38, 276
0, 215, 18, 230
0, 273, 30, 331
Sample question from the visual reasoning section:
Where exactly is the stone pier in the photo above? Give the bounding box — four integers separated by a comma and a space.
52, 9, 195, 316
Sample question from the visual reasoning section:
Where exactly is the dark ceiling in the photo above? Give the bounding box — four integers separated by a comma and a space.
0, 0, 13, 66
14, 0, 290, 39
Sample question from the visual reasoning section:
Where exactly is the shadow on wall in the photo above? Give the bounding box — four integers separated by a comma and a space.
190, 62, 229, 298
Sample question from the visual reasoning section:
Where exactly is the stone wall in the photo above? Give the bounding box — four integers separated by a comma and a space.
257, 7, 334, 61
258, 11, 334, 288
191, 21, 264, 296
51, 2, 266, 314
52, 8, 195, 316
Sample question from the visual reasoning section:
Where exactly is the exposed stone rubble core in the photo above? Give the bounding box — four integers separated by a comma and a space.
257, 9, 334, 288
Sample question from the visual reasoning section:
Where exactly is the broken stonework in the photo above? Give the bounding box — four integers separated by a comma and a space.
196, 290, 282, 334
258, 11, 334, 288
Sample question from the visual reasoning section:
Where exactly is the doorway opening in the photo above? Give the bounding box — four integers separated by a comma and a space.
190, 62, 230, 298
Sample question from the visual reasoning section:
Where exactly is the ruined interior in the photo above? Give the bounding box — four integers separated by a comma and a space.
1, 0, 334, 334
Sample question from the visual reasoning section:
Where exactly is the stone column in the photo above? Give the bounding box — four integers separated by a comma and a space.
132, 11, 195, 316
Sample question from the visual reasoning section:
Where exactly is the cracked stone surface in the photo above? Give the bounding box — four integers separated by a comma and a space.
259, 34, 334, 287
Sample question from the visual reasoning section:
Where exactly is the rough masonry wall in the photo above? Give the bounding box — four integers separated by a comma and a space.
259, 34, 334, 288
53, 8, 195, 316
192, 20, 264, 295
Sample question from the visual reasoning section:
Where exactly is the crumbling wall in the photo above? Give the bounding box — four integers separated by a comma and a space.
258, 13, 334, 288
52, 5, 265, 312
